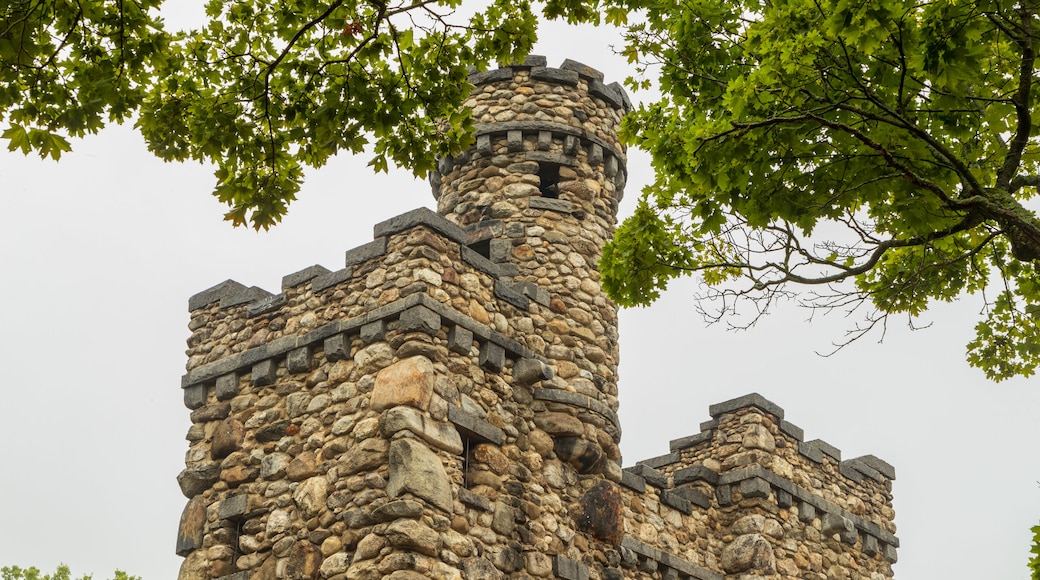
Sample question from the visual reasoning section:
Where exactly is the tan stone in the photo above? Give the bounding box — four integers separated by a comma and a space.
534, 412, 584, 436
743, 424, 776, 452
371, 356, 435, 412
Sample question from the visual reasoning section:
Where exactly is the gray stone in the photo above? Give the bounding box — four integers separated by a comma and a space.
716, 485, 733, 506
183, 384, 206, 410
708, 392, 785, 420
461, 245, 499, 276
177, 462, 220, 498
671, 486, 711, 509
625, 464, 668, 489
323, 334, 349, 362
384, 518, 442, 557
447, 325, 473, 355
489, 238, 512, 262
635, 452, 679, 470
560, 58, 605, 81
292, 476, 328, 520
462, 557, 504, 580
491, 502, 515, 535
176, 497, 206, 555
494, 280, 529, 309
260, 452, 291, 479
221, 286, 271, 308
281, 264, 330, 289
246, 293, 286, 318
530, 66, 579, 86
673, 465, 719, 486
188, 279, 247, 311
286, 347, 311, 373
251, 359, 276, 386
387, 438, 453, 513
854, 454, 896, 479
310, 267, 352, 293
883, 543, 898, 563
513, 358, 552, 385
740, 477, 771, 499
458, 488, 492, 511
553, 555, 589, 580
215, 373, 238, 401
360, 320, 385, 343
479, 341, 505, 372
862, 535, 880, 557
190, 402, 231, 424
528, 196, 574, 213
371, 499, 424, 522
660, 490, 692, 515
669, 431, 711, 452
380, 405, 464, 454
619, 470, 646, 493
822, 512, 855, 537
798, 501, 816, 522
447, 405, 504, 445
373, 207, 468, 244
398, 305, 441, 334
808, 438, 842, 461
508, 130, 523, 152
344, 238, 387, 267
218, 494, 248, 521
777, 489, 794, 508
720, 534, 775, 574
339, 437, 389, 474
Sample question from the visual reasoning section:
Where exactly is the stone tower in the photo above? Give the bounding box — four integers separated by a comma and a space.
175, 57, 898, 580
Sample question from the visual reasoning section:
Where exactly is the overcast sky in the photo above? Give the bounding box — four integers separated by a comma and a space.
1, 6, 1038, 580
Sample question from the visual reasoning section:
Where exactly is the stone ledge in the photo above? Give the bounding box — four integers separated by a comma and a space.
669, 430, 711, 452
553, 555, 589, 580
716, 464, 899, 548
374, 207, 469, 246
620, 536, 723, 580
635, 451, 680, 471
708, 392, 785, 420
344, 238, 387, 268
189, 279, 247, 311
182, 293, 544, 390
472, 120, 627, 177
532, 388, 621, 439
447, 404, 504, 446
623, 464, 667, 489
281, 264, 330, 290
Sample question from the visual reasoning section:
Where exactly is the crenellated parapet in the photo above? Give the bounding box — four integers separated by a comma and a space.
615, 393, 898, 579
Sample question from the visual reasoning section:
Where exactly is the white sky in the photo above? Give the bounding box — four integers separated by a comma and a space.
1, 6, 1038, 580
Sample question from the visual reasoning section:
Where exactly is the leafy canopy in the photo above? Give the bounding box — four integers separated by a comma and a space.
1, 564, 139, 580
601, 0, 1040, 380
2, 0, 596, 227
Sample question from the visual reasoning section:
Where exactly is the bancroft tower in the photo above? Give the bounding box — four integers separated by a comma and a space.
175, 57, 898, 580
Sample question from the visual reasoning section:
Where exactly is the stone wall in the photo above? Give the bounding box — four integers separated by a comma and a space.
175, 57, 898, 580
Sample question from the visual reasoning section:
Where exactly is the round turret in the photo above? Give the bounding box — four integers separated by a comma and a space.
434, 56, 632, 473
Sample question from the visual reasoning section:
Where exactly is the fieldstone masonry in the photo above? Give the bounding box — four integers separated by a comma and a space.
176, 57, 898, 579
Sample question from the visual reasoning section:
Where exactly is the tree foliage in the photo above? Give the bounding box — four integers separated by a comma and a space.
601, 0, 1040, 380
1, 564, 139, 580
2, 0, 595, 228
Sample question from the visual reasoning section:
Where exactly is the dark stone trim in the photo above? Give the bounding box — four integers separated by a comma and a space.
635, 451, 680, 471
716, 464, 899, 547
779, 419, 805, 441
344, 238, 387, 268
448, 404, 504, 446
620, 536, 723, 580
619, 469, 646, 493
660, 489, 692, 514
373, 207, 469, 245
188, 279, 247, 311
670, 486, 712, 509
708, 392, 785, 420
673, 465, 719, 486
669, 431, 711, 452
624, 464, 667, 489
532, 388, 621, 438
458, 487, 492, 511
183, 293, 546, 388
246, 293, 286, 318
221, 286, 272, 308
553, 555, 589, 580
310, 267, 353, 293
281, 264, 331, 290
